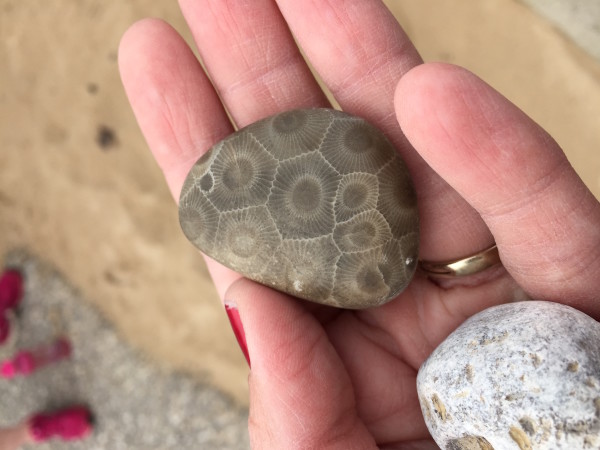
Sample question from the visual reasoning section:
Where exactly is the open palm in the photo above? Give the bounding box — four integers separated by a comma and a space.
119, 1, 600, 448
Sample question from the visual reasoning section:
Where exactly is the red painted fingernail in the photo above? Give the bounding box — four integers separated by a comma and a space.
1, 337, 72, 378
225, 302, 250, 367
0, 314, 9, 345
28, 406, 93, 442
0, 269, 24, 311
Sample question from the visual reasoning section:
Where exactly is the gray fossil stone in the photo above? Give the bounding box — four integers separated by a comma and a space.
179, 108, 419, 308
417, 301, 600, 450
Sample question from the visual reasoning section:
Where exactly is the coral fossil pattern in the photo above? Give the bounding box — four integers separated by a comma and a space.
179, 108, 419, 308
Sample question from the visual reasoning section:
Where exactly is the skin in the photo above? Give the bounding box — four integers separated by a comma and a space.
118, 1, 600, 448
0, 422, 35, 450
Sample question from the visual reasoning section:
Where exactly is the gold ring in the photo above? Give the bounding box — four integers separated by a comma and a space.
419, 244, 501, 278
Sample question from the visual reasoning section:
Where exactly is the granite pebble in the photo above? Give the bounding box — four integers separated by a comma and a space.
417, 301, 600, 450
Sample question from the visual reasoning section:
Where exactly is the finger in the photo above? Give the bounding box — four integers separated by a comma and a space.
276, 0, 421, 129
178, 0, 330, 126
396, 63, 600, 316
225, 279, 377, 449
119, 19, 233, 198
275, 0, 493, 261
119, 19, 243, 297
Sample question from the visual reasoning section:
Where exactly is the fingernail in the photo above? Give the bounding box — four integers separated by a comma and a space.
0, 269, 24, 312
225, 302, 250, 367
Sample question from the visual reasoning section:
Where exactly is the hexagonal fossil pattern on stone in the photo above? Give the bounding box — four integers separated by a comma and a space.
179, 108, 419, 308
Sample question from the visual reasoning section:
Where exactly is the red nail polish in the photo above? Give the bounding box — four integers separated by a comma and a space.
28, 406, 93, 442
0, 314, 9, 345
0, 269, 24, 311
1, 337, 72, 378
225, 302, 250, 367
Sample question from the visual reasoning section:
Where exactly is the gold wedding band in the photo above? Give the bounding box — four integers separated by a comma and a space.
419, 244, 501, 279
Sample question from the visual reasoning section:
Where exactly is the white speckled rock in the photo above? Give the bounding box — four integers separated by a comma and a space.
417, 301, 600, 450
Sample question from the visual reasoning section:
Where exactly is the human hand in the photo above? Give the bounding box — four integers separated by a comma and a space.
119, 1, 600, 448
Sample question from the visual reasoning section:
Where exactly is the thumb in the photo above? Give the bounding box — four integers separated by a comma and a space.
224, 278, 377, 449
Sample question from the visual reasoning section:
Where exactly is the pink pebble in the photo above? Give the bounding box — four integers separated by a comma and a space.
29, 406, 93, 442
